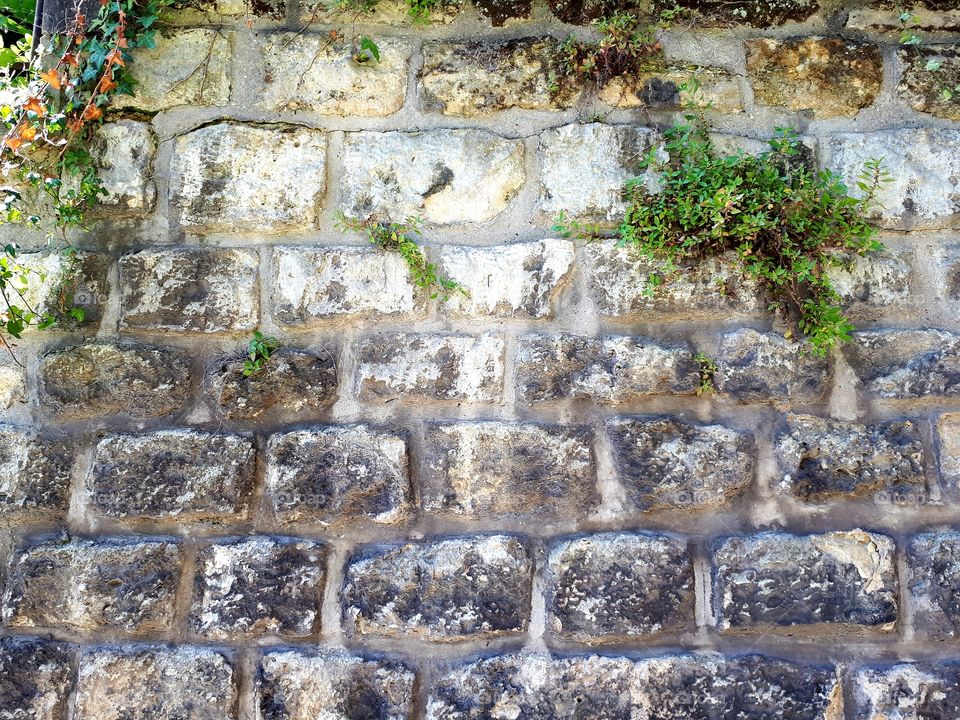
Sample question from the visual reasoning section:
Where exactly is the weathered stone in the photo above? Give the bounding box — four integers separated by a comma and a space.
355, 332, 505, 403
829, 251, 912, 312
421, 38, 577, 116
170, 123, 326, 233
113, 29, 231, 111
0, 637, 74, 720
746, 37, 882, 117
257, 650, 416, 720
342, 535, 532, 641
3, 537, 181, 633
654, 0, 818, 26
266, 426, 410, 525
161, 0, 284, 21
608, 416, 754, 512
852, 662, 960, 720
546, 532, 694, 641
714, 328, 830, 403
428, 652, 843, 719
600, 64, 742, 113
909, 534, 960, 640
824, 128, 960, 230
584, 242, 764, 318
88, 430, 255, 522
899, 46, 960, 120
120, 247, 259, 333
340, 130, 524, 224
191, 537, 327, 640
934, 243, 960, 301
847, 1, 960, 33
11, 251, 110, 333
549, 0, 648, 24
300, 0, 462, 24
539, 123, 656, 222
271, 246, 421, 326
0, 363, 24, 410
775, 414, 925, 502
87, 120, 157, 212
844, 329, 960, 399
438, 240, 575, 318
516, 333, 699, 402
38, 342, 191, 420
258, 33, 411, 116
713, 529, 898, 630
0, 425, 72, 521
937, 413, 960, 493
421, 421, 595, 519
210, 348, 338, 420
474, 0, 532, 24
75, 646, 236, 720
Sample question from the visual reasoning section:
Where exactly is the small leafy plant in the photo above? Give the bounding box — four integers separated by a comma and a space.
617, 84, 891, 356
353, 36, 380, 64
556, 11, 664, 87
243, 331, 279, 377
336, 213, 468, 301
407, 0, 443, 23
694, 352, 718, 395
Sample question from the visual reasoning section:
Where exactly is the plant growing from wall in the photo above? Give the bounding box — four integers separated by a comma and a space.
336, 213, 469, 301
0, 0, 173, 359
244, 330, 279, 377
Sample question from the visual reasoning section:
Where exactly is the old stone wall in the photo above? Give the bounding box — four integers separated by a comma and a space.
3, 0, 960, 717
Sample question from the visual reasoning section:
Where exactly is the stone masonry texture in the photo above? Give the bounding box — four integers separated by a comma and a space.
5, 0, 960, 716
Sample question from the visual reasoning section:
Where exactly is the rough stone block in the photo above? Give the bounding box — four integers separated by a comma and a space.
209, 348, 338, 421
342, 535, 532, 641
545, 532, 694, 641
937, 413, 960, 493
657, 0, 819, 25
746, 37, 882, 117
0, 637, 74, 720
258, 33, 411, 116
339, 129, 524, 224
120, 247, 259, 333
713, 529, 898, 630
608, 416, 754, 512
271, 246, 421, 326
265, 426, 410, 525
420, 38, 578, 116
516, 333, 699, 402
75, 647, 236, 720
899, 46, 960, 120
88, 120, 157, 212
88, 430, 255, 522
355, 332, 505, 403
824, 128, 960, 230
3, 537, 181, 633
599, 64, 742, 113
300, 0, 462, 24
438, 240, 575, 318
0, 425, 72, 521
775, 414, 925, 502
0, 363, 24, 410
907, 533, 960, 639
584, 242, 764, 318
847, 1, 960, 33
15, 250, 111, 331
257, 650, 416, 720
539, 123, 656, 222
170, 123, 326, 233
844, 329, 960, 399
474, 0, 532, 24
933, 243, 960, 301
829, 251, 911, 312
38, 342, 191, 420
191, 537, 327, 640
421, 421, 595, 519
714, 328, 830, 403
112, 29, 231, 111
852, 662, 960, 720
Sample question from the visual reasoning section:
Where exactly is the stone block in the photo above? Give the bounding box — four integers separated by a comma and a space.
899, 46, 960, 120
14, 250, 111, 331
0, 637, 74, 720
88, 120, 157, 213
852, 662, 960, 720
907, 533, 960, 639
0, 363, 24, 410
300, 0, 462, 24
829, 251, 912, 312
599, 64, 742, 113
0, 425, 72, 521
937, 413, 960, 493
847, 1, 960, 33
656, 0, 819, 25
844, 329, 960, 399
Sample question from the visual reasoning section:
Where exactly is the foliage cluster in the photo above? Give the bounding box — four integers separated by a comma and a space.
244, 330, 279, 377
556, 10, 664, 87
899, 10, 960, 102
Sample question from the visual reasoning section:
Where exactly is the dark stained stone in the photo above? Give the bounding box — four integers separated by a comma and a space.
549, 0, 646, 24
474, 0, 531, 25
257, 650, 416, 720
342, 535, 532, 641
608, 416, 754, 512
713, 530, 898, 631
852, 662, 960, 720
653, 0, 818, 26
210, 348, 338, 420
265, 426, 410, 526
907, 533, 960, 639
899, 45, 960, 120
774, 414, 926, 502
88, 430, 255, 522
191, 537, 327, 640
545, 532, 694, 641
38, 342, 191, 420
420, 421, 596, 519
3, 537, 181, 633
0, 637, 74, 720
844, 329, 960, 399
0, 425, 72, 521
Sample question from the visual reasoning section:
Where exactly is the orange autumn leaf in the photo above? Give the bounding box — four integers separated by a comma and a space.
20, 126, 37, 141
62, 52, 79, 67
66, 117, 83, 132
39, 69, 61, 89
118, 37, 128, 48
99, 75, 118, 93
105, 49, 125, 67
23, 97, 45, 116
4, 136, 23, 150
81, 104, 102, 121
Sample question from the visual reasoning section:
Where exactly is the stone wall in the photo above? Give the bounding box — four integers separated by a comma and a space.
3, 0, 960, 717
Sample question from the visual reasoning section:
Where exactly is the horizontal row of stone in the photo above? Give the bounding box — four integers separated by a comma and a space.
8, 637, 959, 720
92, 120, 960, 231
0, 528, 957, 642
119, 28, 958, 120
2, 412, 958, 524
